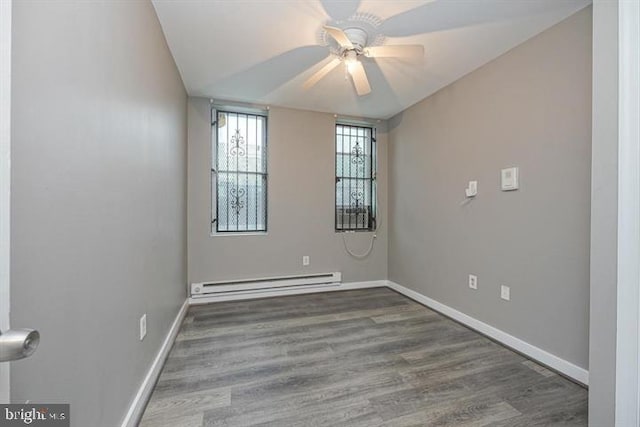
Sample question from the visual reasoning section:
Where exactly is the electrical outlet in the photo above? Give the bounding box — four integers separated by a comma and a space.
468, 274, 478, 290
302, 256, 310, 266
501, 285, 510, 301
139, 314, 147, 341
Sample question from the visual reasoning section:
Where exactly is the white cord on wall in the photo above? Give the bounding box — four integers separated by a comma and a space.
342, 205, 381, 259
342, 232, 376, 259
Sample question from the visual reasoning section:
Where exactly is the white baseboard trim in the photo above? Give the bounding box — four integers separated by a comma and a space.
120, 299, 189, 427
386, 280, 589, 386
188, 280, 387, 305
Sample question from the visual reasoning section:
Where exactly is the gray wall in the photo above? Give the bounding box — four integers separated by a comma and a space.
10, 2, 187, 426
188, 98, 387, 284
588, 0, 618, 424
388, 7, 592, 369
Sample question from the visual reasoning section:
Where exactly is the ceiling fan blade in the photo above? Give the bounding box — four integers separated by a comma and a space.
364, 44, 425, 59
303, 57, 341, 90
381, 0, 568, 38
320, 0, 361, 21
323, 26, 354, 49
350, 60, 371, 96
212, 46, 328, 98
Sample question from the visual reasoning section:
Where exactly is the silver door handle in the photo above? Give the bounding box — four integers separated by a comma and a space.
0, 329, 40, 362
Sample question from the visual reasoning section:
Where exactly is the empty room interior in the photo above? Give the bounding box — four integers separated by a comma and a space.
1, 0, 639, 426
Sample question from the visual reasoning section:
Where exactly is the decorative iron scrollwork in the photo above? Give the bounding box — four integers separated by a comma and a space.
229, 129, 246, 157
350, 190, 364, 207
230, 187, 246, 215
351, 141, 364, 164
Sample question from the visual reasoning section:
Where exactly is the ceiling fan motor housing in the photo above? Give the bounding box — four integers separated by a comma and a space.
343, 27, 369, 53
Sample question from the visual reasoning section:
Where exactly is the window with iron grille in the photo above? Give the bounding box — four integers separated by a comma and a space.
335, 123, 376, 231
212, 109, 267, 233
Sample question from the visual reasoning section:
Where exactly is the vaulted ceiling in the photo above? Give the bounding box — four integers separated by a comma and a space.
152, 0, 591, 119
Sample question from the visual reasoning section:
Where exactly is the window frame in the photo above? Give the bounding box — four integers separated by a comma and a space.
334, 122, 377, 233
211, 107, 268, 235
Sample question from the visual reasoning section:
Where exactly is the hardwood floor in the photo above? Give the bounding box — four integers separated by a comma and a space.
139, 288, 587, 426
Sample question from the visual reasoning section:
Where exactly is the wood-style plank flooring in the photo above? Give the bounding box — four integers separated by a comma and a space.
140, 288, 587, 426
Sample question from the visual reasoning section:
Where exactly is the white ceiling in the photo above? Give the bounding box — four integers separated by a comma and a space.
152, 0, 590, 119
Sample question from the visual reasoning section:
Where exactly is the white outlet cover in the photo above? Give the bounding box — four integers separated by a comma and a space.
302, 256, 310, 266
468, 274, 478, 290
501, 167, 519, 191
501, 285, 511, 301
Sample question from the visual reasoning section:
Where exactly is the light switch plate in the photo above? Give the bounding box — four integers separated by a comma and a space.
465, 181, 478, 198
501, 285, 510, 301
501, 167, 519, 191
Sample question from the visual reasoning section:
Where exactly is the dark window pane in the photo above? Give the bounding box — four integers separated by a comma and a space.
212, 110, 267, 233
335, 124, 376, 231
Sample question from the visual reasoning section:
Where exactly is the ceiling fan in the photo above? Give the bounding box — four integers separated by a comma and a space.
304, 26, 424, 96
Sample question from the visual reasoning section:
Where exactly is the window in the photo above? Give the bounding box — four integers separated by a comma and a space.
212, 109, 267, 233
335, 123, 376, 231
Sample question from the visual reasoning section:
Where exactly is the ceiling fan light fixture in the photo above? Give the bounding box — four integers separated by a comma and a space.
344, 50, 358, 74
312, 23, 422, 97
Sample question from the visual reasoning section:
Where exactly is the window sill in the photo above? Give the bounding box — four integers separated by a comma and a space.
210, 232, 268, 238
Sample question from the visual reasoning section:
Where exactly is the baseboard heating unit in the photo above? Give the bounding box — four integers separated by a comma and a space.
190, 272, 342, 300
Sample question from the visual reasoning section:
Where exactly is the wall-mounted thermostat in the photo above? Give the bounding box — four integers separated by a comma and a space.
501, 167, 519, 191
